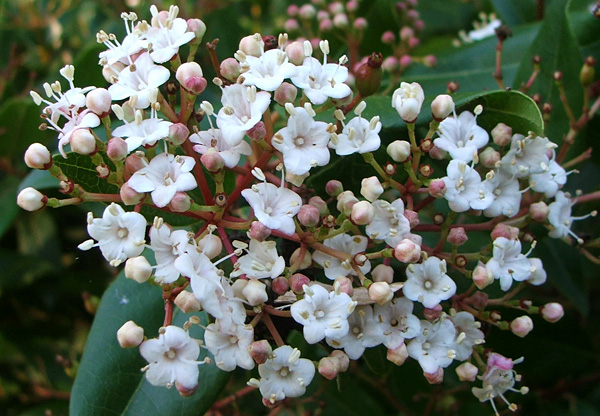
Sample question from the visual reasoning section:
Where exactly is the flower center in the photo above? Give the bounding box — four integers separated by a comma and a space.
279, 366, 290, 377
117, 228, 128, 238
294, 137, 305, 146
164, 348, 177, 359
424, 280, 433, 290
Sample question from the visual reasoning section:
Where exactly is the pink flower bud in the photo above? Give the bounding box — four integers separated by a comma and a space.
530, 201, 549, 222
107, 137, 128, 162
448, 227, 468, 246
369, 281, 393, 305
428, 145, 447, 160
541, 302, 564, 323
86, 87, 112, 117
479, 146, 501, 168
290, 273, 310, 293
120, 182, 144, 205
382, 30, 396, 44
491, 122, 512, 146
247, 121, 266, 141
70, 129, 97, 155
333, 13, 349, 28
272, 276, 289, 295
17, 187, 46, 211
242, 279, 268, 306
424, 367, 444, 384
360, 176, 384, 202
298, 204, 320, 227
394, 239, 421, 263
187, 18, 206, 40
404, 209, 420, 228
176, 62, 207, 95
387, 343, 409, 366
220, 57, 241, 82
472, 263, 493, 289
174, 290, 202, 313
299, 4, 316, 19
249, 221, 271, 241
125, 152, 146, 177
197, 234, 223, 259
510, 315, 534, 337
424, 55, 437, 68
491, 223, 519, 241
168, 123, 190, 146
329, 1, 344, 14
284, 42, 305, 65
124, 256, 152, 283
353, 17, 368, 30
347, 0, 359, 12
399, 54, 412, 68
287, 4, 299, 16
318, 356, 340, 380
102, 62, 125, 83
239, 34, 262, 57
428, 179, 447, 199
331, 350, 350, 372
408, 37, 420, 48
200, 148, 225, 172
381, 56, 399, 72
487, 352, 514, 370
372, 264, 394, 283
117, 320, 144, 348
290, 247, 312, 270
308, 196, 328, 216
334, 276, 354, 297
351, 200, 375, 225
24, 143, 52, 169
284, 18, 299, 32
176, 382, 198, 397
400, 26, 414, 41
387, 140, 411, 162
423, 304, 443, 321
431, 94, 454, 121
326, 180, 344, 197
249, 340, 273, 364
317, 10, 329, 21
455, 362, 478, 382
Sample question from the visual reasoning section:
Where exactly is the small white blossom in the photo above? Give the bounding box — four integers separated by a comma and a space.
442, 160, 493, 212
529, 160, 567, 198
403, 257, 456, 308
113, 111, 172, 153
434, 110, 489, 163
232, 238, 286, 280
326, 305, 385, 359
373, 297, 421, 350
240, 48, 297, 91
472, 353, 525, 415
149, 220, 193, 284
312, 233, 371, 280
501, 134, 553, 178
190, 128, 252, 169
485, 237, 532, 291
365, 198, 412, 248
450, 311, 484, 361
144, 5, 196, 64
548, 191, 595, 243
407, 318, 457, 374
241, 181, 302, 235
330, 114, 381, 155
392, 82, 424, 122
204, 321, 255, 371
482, 168, 521, 218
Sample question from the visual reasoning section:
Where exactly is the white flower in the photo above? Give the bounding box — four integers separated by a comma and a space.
442, 160, 493, 212
403, 257, 456, 308
144, 5, 196, 64
312, 233, 371, 280
98, 14, 145, 65
231, 238, 286, 279
255, 345, 316, 403
330, 114, 381, 155
482, 168, 521, 218
113, 111, 172, 153
241, 181, 302, 235
80, 203, 146, 266
501, 134, 553, 178
450, 311, 484, 361
190, 128, 252, 168
240, 48, 297, 91
373, 297, 421, 350
407, 318, 457, 374
127, 153, 197, 208
464, 18, 502, 42
55, 110, 101, 158
485, 237, 532, 291
392, 82, 424, 122
529, 160, 567, 198
108, 52, 171, 109
472, 353, 524, 415
434, 110, 489, 162
365, 198, 411, 248
204, 321, 255, 371
290, 284, 357, 344
272, 105, 331, 175
139, 326, 201, 390
149, 220, 193, 284
326, 305, 385, 359
548, 191, 595, 243
216, 84, 271, 146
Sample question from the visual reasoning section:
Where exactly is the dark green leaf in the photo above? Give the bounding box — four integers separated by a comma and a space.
70, 263, 229, 416
491, 0, 538, 26
54, 152, 119, 194
18, 169, 60, 192
0, 176, 20, 239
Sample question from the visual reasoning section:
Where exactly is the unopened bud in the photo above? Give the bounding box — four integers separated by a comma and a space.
448, 227, 468, 246
318, 356, 341, 380
431, 94, 454, 121
177, 62, 207, 95
242, 279, 268, 306
174, 291, 202, 313
289, 273, 310, 293
334, 276, 354, 297
86, 87, 112, 117
387, 343, 409, 366
394, 239, 421, 263
220, 58, 241, 82
369, 281, 393, 305
355, 52, 383, 97
197, 234, 223, 259
360, 176, 384, 202
298, 204, 320, 227
124, 256, 152, 283
17, 187, 46, 211
274, 82, 298, 106
455, 362, 478, 382
24, 143, 52, 169
510, 315, 534, 337
428, 145, 447, 160
187, 18, 206, 41
326, 179, 344, 197
71, 129, 97, 155
336, 190, 358, 216
387, 140, 411, 162
290, 247, 312, 270
472, 263, 493, 289
176, 382, 198, 397
308, 196, 328, 216
424, 367, 444, 384
249, 221, 271, 241
168, 123, 190, 146
491, 123, 512, 146
529, 201, 549, 222
120, 182, 144, 205
200, 148, 225, 172
117, 320, 144, 348
372, 264, 394, 284
581, 56, 596, 86
541, 302, 564, 323
285, 41, 306, 65
107, 137, 128, 162
404, 209, 420, 228
272, 276, 289, 295
423, 304, 443, 321
247, 121, 267, 141
351, 200, 375, 225
239, 34, 262, 57
491, 223, 519, 241
428, 179, 446, 198
125, 152, 146, 177
249, 340, 273, 364
479, 146, 501, 168
381, 56, 399, 72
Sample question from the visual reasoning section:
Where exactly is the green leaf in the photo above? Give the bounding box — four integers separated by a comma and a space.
18, 169, 60, 192
491, 0, 538, 26
70, 265, 229, 416
54, 152, 119, 194
0, 176, 20, 239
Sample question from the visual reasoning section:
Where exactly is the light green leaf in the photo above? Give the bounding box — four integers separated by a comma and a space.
70, 267, 229, 416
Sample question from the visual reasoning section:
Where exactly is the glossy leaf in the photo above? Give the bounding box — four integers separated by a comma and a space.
70, 264, 229, 416
54, 153, 119, 194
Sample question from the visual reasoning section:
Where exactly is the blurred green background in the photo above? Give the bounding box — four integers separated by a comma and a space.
1, 0, 600, 415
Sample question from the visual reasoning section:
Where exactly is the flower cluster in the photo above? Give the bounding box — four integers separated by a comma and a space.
17, 3, 598, 414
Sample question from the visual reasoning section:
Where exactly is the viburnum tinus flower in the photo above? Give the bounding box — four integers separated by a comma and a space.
127, 152, 197, 208
392, 82, 424, 122
113, 109, 173, 153
373, 297, 421, 350
450, 311, 485, 361
231, 238, 286, 280
482, 168, 521, 218
434, 109, 489, 163
272, 104, 331, 175
330, 105, 381, 155
143, 5, 196, 64
139, 326, 202, 392
365, 198, 412, 248
97, 12, 145, 66
79, 203, 146, 267
149, 218, 193, 284
403, 256, 456, 308
485, 237, 533, 291
407, 317, 457, 374
442, 159, 493, 212
290, 283, 357, 344
547, 191, 596, 243
312, 233, 371, 280
252, 345, 316, 404
189, 127, 252, 169
204, 321, 255, 371
327, 305, 385, 360
500, 134, 553, 178
529, 160, 567, 198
